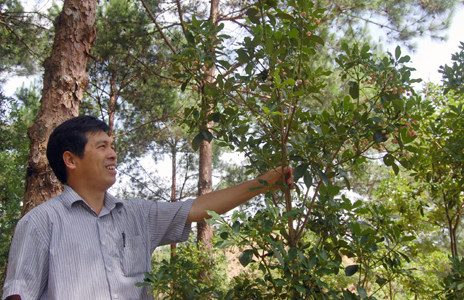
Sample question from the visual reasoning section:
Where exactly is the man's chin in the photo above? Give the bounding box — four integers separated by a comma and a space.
104, 178, 117, 190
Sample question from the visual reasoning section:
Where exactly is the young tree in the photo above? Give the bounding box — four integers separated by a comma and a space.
408, 83, 464, 259
139, 0, 460, 255
196, 0, 427, 297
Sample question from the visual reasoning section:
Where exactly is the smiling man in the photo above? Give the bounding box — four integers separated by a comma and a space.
2, 115, 293, 300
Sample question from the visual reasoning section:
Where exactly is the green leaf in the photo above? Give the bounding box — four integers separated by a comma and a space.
345, 264, 359, 276
274, 278, 287, 286
258, 178, 269, 186
206, 210, 224, 222
376, 275, 387, 286
342, 43, 349, 54
398, 55, 410, 63
348, 81, 359, 99
295, 284, 306, 293
232, 221, 241, 233
282, 208, 304, 219
259, 84, 272, 92
275, 12, 295, 21
272, 246, 286, 268
224, 107, 236, 115
373, 130, 387, 143
360, 44, 370, 57
401, 235, 416, 242
246, 8, 260, 24
192, 133, 203, 151
201, 129, 213, 142
266, 38, 274, 54
239, 249, 254, 267
282, 78, 296, 86
315, 268, 335, 275
304, 171, 313, 189
316, 168, 329, 186
307, 255, 316, 271
212, 112, 221, 122
293, 164, 308, 182
288, 248, 297, 262
217, 60, 231, 69
181, 78, 191, 92
383, 154, 394, 166
369, 117, 384, 123
327, 183, 340, 197
392, 163, 399, 175
288, 28, 299, 39
185, 30, 195, 45
249, 186, 265, 192
204, 84, 217, 96
357, 286, 367, 299
306, 35, 324, 45
395, 46, 401, 60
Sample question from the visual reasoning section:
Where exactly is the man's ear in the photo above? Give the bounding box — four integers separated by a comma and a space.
62, 151, 77, 170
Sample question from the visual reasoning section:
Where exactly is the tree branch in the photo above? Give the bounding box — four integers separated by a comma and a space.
140, 0, 178, 55
113, 116, 168, 138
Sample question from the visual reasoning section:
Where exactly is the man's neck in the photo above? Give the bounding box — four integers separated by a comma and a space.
67, 184, 106, 215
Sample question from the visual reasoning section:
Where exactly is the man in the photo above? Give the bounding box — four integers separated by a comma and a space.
3, 115, 293, 300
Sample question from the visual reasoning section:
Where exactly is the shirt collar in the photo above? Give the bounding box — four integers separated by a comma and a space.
60, 185, 124, 214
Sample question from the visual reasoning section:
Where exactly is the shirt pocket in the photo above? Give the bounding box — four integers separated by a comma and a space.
121, 235, 148, 277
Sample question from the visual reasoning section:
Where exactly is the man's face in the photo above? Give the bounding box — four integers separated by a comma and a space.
73, 130, 117, 192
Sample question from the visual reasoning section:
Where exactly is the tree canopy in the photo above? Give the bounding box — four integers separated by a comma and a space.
2, 0, 464, 299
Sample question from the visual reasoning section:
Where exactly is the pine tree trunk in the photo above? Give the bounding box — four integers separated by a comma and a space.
196, 0, 219, 254
21, 0, 97, 217
170, 142, 178, 258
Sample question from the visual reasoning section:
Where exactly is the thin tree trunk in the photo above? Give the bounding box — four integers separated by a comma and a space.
107, 68, 117, 137
196, 0, 219, 254
170, 142, 178, 258
443, 190, 458, 258
197, 134, 214, 251
21, 0, 98, 217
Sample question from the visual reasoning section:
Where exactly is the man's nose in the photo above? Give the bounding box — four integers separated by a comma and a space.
109, 148, 117, 160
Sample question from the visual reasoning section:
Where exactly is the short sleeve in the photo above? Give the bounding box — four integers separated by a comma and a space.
147, 198, 195, 251
2, 217, 50, 300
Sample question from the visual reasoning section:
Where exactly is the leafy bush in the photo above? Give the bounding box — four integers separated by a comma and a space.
138, 241, 229, 299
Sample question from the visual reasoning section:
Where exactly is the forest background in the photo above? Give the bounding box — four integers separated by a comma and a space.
1, 0, 464, 299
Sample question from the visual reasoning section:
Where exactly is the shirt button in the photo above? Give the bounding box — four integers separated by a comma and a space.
102, 241, 106, 246
107, 267, 112, 272
114, 294, 118, 299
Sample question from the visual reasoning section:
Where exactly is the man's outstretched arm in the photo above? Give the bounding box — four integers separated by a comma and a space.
186, 166, 293, 223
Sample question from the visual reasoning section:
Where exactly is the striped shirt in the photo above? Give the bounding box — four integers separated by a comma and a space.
3, 185, 194, 300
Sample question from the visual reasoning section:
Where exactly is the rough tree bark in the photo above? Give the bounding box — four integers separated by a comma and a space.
21, 0, 98, 217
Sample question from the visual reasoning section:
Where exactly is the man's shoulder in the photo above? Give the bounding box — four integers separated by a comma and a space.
20, 193, 64, 223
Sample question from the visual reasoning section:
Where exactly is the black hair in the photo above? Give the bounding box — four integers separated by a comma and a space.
46, 115, 110, 184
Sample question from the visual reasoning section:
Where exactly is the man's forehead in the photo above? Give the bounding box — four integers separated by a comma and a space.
86, 130, 113, 142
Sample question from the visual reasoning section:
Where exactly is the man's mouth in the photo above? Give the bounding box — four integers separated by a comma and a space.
106, 166, 116, 170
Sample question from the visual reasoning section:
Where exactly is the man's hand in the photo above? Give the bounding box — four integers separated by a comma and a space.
257, 166, 294, 193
